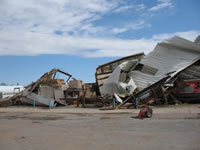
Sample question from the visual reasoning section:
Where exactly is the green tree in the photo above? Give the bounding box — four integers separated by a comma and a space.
0, 82, 7, 86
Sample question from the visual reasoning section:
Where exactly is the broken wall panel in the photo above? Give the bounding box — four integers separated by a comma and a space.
23, 90, 55, 107
38, 86, 54, 99
96, 53, 144, 96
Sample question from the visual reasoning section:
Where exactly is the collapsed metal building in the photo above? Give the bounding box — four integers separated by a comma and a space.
96, 36, 200, 106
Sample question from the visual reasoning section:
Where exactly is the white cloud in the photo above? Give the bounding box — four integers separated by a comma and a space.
0, 29, 156, 57
0, 29, 199, 58
111, 28, 127, 34
149, 0, 173, 12
135, 4, 146, 11
113, 5, 133, 13
0, 0, 199, 58
0, 0, 118, 35
152, 30, 200, 41
111, 21, 151, 34
113, 3, 146, 13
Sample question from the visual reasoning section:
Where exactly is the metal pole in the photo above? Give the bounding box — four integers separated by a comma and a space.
33, 99, 35, 109
49, 100, 51, 109
136, 97, 138, 109
113, 97, 116, 110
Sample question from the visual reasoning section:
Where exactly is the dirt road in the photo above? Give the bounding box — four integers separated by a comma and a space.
0, 104, 199, 150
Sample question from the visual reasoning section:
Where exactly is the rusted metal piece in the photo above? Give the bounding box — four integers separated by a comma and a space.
57, 69, 72, 77
29, 73, 48, 93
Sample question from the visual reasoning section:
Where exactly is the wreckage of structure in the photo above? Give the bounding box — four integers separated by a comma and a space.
22, 68, 73, 107
96, 36, 200, 106
15, 68, 98, 107
11, 68, 87, 107
1, 68, 100, 108
1, 35, 200, 108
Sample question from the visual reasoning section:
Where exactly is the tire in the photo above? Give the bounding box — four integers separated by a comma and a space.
146, 108, 153, 118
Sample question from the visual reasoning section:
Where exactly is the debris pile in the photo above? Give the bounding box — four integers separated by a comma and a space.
96, 36, 200, 108
5, 68, 102, 108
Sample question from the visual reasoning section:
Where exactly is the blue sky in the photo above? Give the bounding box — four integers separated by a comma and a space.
0, 0, 200, 85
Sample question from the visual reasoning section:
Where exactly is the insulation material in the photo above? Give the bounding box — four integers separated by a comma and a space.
101, 60, 138, 96
96, 53, 144, 95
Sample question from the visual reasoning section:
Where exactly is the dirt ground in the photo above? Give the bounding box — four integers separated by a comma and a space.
0, 104, 199, 150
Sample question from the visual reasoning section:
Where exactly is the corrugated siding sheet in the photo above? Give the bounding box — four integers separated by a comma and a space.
99, 36, 200, 96
129, 36, 200, 91
129, 71, 162, 90
180, 65, 200, 79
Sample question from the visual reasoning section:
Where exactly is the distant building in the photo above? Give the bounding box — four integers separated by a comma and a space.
0, 86, 24, 99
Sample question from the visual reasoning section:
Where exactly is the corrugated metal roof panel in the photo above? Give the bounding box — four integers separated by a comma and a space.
99, 36, 200, 96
